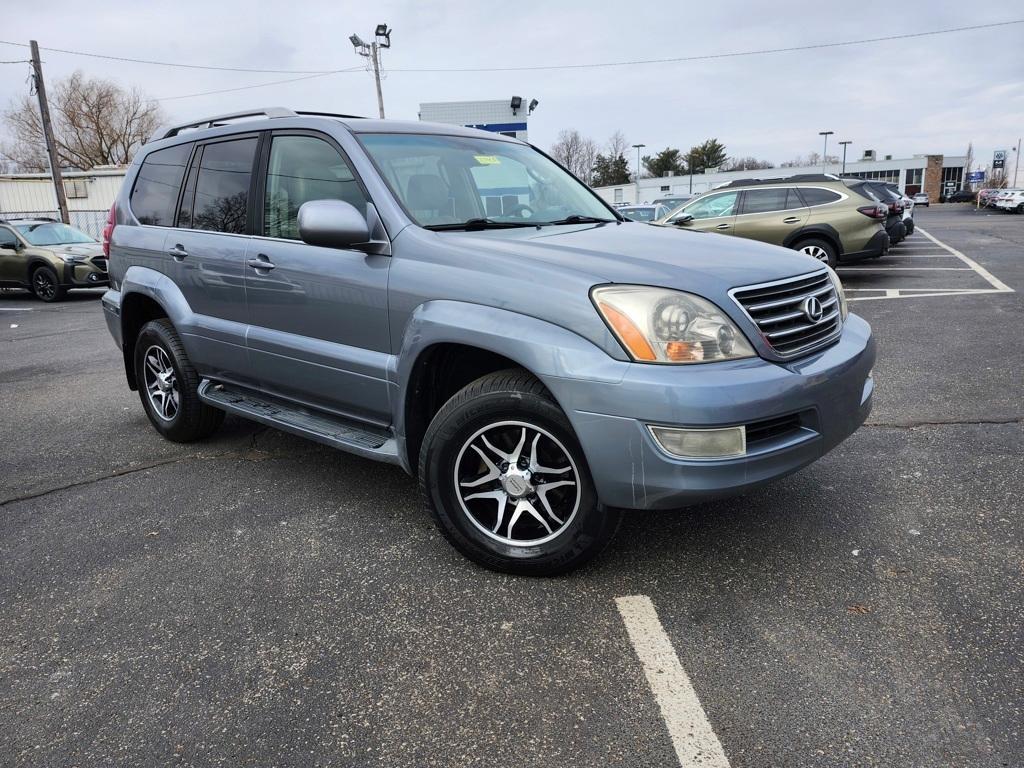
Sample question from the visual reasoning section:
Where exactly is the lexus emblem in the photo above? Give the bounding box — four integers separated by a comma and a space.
801, 296, 824, 323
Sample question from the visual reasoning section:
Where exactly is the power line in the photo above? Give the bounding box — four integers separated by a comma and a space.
0, 39, 335, 74
2, 18, 1019, 83
383, 20, 1024, 72
157, 68, 364, 101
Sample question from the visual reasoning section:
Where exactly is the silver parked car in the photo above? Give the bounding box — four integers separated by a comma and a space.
102, 108, 875, 574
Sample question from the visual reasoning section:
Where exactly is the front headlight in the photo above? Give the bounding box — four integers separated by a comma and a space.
825, 266, 848, 321
592, 285, 756, 364
58, 254, 85, 263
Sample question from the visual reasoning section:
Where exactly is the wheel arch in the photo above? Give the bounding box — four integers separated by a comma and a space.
394, 301, 627, 476
784, 224, 842, 256
118, 266, 192, 390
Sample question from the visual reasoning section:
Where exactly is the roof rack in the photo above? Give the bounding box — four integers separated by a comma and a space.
152, 107, 363, 142
718, 173, 841, 189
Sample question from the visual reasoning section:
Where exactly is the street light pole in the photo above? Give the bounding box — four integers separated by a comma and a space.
838, 140, 852, 175
350, 25, 391, 119
1014, 137, 1021, 188
819, 131, 834, 174
631, 143, 645, 203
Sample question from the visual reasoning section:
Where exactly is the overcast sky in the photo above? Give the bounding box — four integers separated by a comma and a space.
1, 1, 1021, 170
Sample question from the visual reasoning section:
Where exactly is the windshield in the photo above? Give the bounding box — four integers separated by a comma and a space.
359, 133, 615, 228
15, 223, 95, 246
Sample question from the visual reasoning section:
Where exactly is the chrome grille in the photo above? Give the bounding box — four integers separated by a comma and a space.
731, 271, 842, 358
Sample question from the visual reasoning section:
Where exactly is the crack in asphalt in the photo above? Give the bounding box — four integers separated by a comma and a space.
864, 417, 1021, 428
0, 428, 273, 508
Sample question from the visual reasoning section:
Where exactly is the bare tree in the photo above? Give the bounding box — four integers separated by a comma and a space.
550, 129, 598, 183
2, 70, 164, 172
606, 130, 630, 162
724, 156, 775, 172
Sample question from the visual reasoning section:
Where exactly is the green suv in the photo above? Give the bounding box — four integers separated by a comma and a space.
656, 174, 890, 267
0, 218, 109, 301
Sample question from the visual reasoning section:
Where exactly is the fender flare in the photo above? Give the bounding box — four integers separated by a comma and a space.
783, 223, 842, 254
392, 300, 627, 473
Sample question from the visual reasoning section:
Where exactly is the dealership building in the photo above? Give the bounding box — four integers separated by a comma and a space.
594, 150, 967, 206
419, 98, 538, 141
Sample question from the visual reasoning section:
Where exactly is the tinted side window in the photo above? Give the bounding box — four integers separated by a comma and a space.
176, 147, 201, 228
799, 187, 842, 206
193, 138, 258, 234
0, 227, 19, 249
264, 135, 366, 239
130, 143, 192, 226
742, 188, 791, 214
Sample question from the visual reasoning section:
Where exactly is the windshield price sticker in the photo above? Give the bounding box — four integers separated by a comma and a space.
474, 155, 501, 165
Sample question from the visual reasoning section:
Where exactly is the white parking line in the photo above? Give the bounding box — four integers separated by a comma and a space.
845, 227, 1014, 302
0, 307, 33, 311
616, 595, 731, 768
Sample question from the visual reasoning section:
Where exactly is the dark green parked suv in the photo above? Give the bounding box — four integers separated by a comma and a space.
657, 174, 890, 267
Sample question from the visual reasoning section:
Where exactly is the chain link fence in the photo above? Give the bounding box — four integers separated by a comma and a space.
0, 210, 109, 239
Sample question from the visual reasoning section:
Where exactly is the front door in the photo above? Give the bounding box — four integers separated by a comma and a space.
667, 190, 740, 236
167, 135, 259, 385
244, 131, 392, 425
733, 187, 810, 246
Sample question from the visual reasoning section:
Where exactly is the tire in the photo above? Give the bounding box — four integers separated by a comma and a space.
793, 238, 838, 268
419, 369, 621, 576
134, 318, 224, 442
30, 265, 66, 302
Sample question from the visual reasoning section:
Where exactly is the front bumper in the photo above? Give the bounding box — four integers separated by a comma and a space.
61, 260, 109, 287
544, 314, 876, 510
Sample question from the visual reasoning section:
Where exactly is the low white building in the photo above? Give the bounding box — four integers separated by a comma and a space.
419, 98, 538, 141
595, 152, 967, 206
0, 166, 127, 237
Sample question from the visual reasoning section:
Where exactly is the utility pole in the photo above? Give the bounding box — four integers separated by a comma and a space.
838, 140, 852, 175
29, 40, 69, 224
350, 25, 391, 119
818, 130, 834, 174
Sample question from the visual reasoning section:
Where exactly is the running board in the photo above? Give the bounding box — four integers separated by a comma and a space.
198, 379, 400, 464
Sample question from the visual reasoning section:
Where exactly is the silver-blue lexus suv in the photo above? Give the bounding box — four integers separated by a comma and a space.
101, 108, 875, 575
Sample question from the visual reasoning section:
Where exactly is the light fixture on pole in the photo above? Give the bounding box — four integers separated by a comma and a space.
350, 23, 392, 118
838, 140, 852, 175
631, 143, 645, 201
818, 131, 834, 173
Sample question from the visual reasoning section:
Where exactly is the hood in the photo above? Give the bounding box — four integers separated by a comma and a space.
434, 221, 824, 294
50, 243, 103, 258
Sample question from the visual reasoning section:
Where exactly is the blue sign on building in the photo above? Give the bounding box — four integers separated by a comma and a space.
967, 170, 985, 183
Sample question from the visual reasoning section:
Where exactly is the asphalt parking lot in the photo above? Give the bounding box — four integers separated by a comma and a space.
1, 205, 1021, 767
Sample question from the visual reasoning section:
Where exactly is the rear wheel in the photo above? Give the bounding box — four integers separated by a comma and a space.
30, 266, 66, 302
419, 369, 621, 576
794, 238, 838, 268
134, 318, 224, 442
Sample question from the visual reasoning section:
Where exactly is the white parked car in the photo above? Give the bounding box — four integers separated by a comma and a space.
912, 192, 929, 207
994, 189, 1024, 213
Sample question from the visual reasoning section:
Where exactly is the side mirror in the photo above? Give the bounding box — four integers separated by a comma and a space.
671, 214, 694, 226
297, 200, 370, 250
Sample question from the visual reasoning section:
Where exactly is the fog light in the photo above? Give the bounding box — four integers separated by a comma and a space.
88, 273, 99, 282
648, 425, 746, 459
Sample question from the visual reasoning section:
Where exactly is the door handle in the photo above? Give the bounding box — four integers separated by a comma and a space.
168, 245, 188, 260
715, 223, 731, 230
782, 217, 801, 224
247, 255, 276, 272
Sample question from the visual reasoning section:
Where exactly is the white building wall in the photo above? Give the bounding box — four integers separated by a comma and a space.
595, 155, 966, 205
0, 169, 126, 214
419, 99, 534, 141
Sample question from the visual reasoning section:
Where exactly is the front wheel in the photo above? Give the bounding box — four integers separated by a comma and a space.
794, 238, 838, 268
419, 369, 621, 576
31, 266, 66, 302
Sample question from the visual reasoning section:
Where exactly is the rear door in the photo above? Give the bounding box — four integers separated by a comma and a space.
244, 130, 392, 425
666, 190, 739, 235
0, 226, 23, 283
166, 134, 259, 385
734, 187, 809, 245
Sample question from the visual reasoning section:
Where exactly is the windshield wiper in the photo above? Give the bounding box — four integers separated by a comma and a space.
546, 214, 617, 225
424, 218, 541, 231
